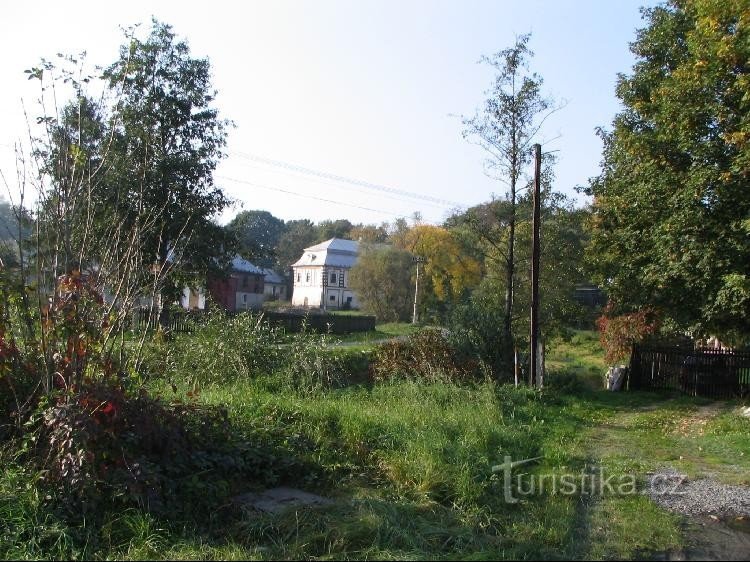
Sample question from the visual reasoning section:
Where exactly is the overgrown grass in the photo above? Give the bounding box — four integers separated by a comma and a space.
3, 326, 748, 560
547, 330, 607, 389
332, 322, 422, 345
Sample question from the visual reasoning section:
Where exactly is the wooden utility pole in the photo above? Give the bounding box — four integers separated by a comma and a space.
530, 143, 542, 388
412, 256, 425, 324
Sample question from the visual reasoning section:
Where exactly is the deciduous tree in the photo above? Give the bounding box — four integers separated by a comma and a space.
349, 244, 413, 322
587, 0, 750, 342
462, 33, 559, 367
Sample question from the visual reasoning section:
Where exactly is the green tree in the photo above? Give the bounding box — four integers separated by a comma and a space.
461, 33, 558, 368
227, 210, 285, 267
349, 244, 414, 322
0, 198, 21, 268
587, 0, 750, 342
274, 219, 318, 274
102, 19, 232, 305
317, 219, 353, 240
448, 188, 589, 379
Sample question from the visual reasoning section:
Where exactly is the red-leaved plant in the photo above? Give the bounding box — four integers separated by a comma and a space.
596, 303, 660, 364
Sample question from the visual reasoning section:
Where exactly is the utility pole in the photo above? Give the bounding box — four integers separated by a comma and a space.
530, 143, 543, 388
412, 256, 425, 324
322, 268, 328, 312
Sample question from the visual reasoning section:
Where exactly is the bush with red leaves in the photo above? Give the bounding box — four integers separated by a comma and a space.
596, 303, 660, 364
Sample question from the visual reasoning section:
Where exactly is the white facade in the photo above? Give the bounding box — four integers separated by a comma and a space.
180, 286, 206, 310
291, 238, 359, 310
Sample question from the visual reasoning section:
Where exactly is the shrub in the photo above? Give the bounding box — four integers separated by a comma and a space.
276, 323, 346, 393
370, 328, 486, 384
596, 303, 659, 364
170, 309, 285, 385
544, 369, 586, 394
27, 377, 308, 521
447, 296, 513, 381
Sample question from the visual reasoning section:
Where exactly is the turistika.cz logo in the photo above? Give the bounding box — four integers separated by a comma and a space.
491, 455, 684, 503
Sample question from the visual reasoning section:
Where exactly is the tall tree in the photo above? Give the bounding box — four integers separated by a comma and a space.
461, 34, 558, 368
103, 19, 232, 305
350, 222, 389, 243
274, 219, 318, 274
227, 210, 285, 267
396, 224, 482, 318
448, 186, 589, 378
587, 0, 750, 342
317, 219, 353, 241
349, 244, 414, 322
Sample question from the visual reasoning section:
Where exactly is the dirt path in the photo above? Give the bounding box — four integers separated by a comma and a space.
671, 403, 726, 438
583, 399, 750, 560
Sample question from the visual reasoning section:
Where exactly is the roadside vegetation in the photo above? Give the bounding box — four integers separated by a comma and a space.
3, 319, 748, 560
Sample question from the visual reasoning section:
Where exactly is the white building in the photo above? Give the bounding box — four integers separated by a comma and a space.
291, 238, 359, 310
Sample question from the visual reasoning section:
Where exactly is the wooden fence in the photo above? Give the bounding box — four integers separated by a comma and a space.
129, 309, 376, 335
629, 344, 750, 399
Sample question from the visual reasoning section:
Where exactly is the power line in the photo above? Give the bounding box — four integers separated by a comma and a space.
227, 158, 451, 210
229, 151, 464, 208
217, 174, 441, 224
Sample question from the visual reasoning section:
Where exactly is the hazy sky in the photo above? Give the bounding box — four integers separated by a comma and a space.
0, 0, 657, 226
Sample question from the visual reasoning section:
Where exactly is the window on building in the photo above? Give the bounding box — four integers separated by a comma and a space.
296, 273, 301, 282
306, 272, 310, 283
330, 294, 336, 301
242, 294, 247, 303
330, 273, 337, 284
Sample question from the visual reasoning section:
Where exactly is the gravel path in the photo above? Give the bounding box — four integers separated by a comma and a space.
646, 468, 750, 517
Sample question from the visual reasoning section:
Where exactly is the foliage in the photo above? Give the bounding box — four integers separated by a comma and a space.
596, 304, 660, 364
275, 323, 347, 393
447, 291, 514, 381
317, 219, 354, 241
396, 225, 482, 318
349, 244, 414, 322
461, 33, 558, 368
370, 328, 485, 383
167, 309, 284, 386
102, 19, 233, 301
447, 188, 590, 381
350, 222, 389, 243
587, 0, 750, 341
273, 218, 318, 274
227, 210, 285, 268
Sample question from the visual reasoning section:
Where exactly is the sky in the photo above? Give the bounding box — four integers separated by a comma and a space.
0, 0, 658, 226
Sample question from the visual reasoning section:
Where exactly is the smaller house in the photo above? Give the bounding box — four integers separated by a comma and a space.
179, 258, 288, 312
207, 256, 265, 312
261, 268, 288, 301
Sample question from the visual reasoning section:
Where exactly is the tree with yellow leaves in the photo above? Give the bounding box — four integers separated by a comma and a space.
396, 225, 482, 317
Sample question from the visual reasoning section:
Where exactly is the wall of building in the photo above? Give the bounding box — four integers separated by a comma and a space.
263, 283, 287, 300
208, 272, 264, 312
180, 287, 206, 310
291, 284, 323, 307
291, 266, 359, 309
